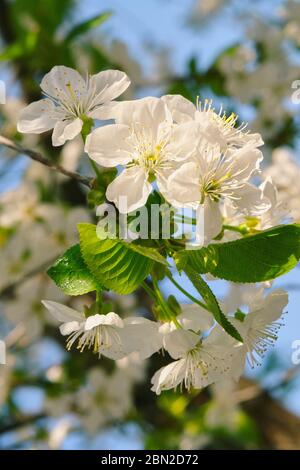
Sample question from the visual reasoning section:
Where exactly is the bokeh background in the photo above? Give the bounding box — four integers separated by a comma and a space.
0, 0, 300, 450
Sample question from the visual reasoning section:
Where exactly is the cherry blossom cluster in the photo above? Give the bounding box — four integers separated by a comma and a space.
17, 66, 290, 394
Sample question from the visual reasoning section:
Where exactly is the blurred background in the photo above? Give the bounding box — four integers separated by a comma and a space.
0, 0, 300, 450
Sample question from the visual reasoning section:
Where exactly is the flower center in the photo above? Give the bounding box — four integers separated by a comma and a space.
128, 138, 166, 177
200, 179, 221, 204
199, 172, 231, 204
66, 325, 121, 357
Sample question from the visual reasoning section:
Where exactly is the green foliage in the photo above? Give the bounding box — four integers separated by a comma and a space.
184, 266, 242, 342
78, 223, 167, 295
176, 224, 300, 283
65, 12, 112, 43
87, 168, 118, 207
47, 244, 100, 295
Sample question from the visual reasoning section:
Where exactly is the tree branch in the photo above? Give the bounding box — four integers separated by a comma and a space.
0, 135, 93, 188
0, 413, 46, 435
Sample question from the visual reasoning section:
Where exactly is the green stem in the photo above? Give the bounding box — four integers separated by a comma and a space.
89, 158, 102, 180
152, 277, 180, 325
174, 217, 250, 236
223, 224, 249, 235
81, 125, 101, 181
174, 216, 196, 225
141, 281, 157, 301
96, 290, 103, 311
166, 271, 210, 312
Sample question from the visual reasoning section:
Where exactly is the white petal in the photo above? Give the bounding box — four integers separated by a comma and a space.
84, 312, 123, 331
178, 304, 214, 332
42, 300, 84, 323
198, 199, 223, 246
52, 118, 83, 146
260, 177, 278, 206
85, 124, 132, 167
162, 94, 196, 123
17, 99, 57, 133
166, 162, 200, 208
163, 329, 199, 359
151, 360, 186, 394
231, 131, 264, 148
97, 97, 168, 130
41, 66, 87, 101
229, 146, 263, 181
102, 312, 124, 327
124, 317, 162, 359
100, 328, 128, 360
230, 346, 247, 381
232, 183, 271, 216
106, 166, 152, 213
167, 122, 202, 160
59, 321, 81, 335
250, 289, 288, 326
88, 70, 130, 112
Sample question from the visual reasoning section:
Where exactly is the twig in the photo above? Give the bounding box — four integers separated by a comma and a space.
0, 135, 93, 188
0, 413, 46, 435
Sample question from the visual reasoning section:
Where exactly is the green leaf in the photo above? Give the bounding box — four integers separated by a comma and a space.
176, 224, 300, 283
130, 242, 169, 265
65, 12, 112, 43
78, 224, 167, 294
47, 244, 100, 295
184, 266, 243, 342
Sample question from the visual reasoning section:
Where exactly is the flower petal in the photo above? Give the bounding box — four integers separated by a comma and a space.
250, 289, 288, 326
232, 183, 271, 216
124, 317, 162, 359
52, 118, 83, 146
85, 124, 132, 167
41, 66, 87, 102
88, 70, 130, 113
165, 161, 200, 208
17, 99, 57, 134
106, 166, 152, 213
151, 360, 186, 394
229, 146, 263, 181
162, 94, 196, 123
197, 199, 223, 246
163, 329, 199, 359
84, 312, 124, 331
59, 321, 81, 335
42, 300, 84, 323
102, 312, 124, 327
167, 122, 202, 160
178, 304, 214, 332
96, 97, 169, 130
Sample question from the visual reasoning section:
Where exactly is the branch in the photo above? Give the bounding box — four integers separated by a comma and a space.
0, 413, 46, 435
0, 135, 93, 188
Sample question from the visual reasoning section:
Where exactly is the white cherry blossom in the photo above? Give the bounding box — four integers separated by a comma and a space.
162, 94, 263, 150
166, 141, 268, 243
85, 96, 199, 213
150, 304, 235, 394
42, 301, 131, 359
18, 66, 130, 146
151, 328, 235, 394
229, 289, 288, 373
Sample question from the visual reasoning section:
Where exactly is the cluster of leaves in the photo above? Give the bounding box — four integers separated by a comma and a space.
48, 220, 300, 340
